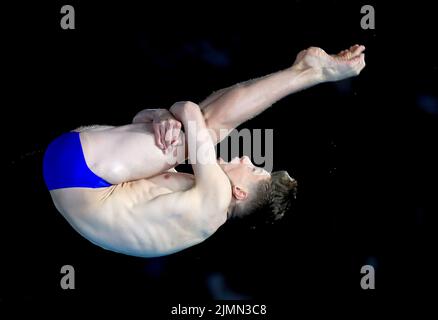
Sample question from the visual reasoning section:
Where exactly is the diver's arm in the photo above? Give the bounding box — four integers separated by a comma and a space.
170, 101, 231, 211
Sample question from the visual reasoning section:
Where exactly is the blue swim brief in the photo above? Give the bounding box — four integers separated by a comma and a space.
43, 132, 112, 190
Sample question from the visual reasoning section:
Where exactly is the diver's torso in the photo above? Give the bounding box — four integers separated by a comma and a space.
49, 172, 196, 257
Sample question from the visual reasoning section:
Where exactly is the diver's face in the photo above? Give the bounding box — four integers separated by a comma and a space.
218, 156, 271, 187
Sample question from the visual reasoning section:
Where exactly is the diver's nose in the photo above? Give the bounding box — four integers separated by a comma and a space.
229, 157, 240, 164
241, 156, 251, 165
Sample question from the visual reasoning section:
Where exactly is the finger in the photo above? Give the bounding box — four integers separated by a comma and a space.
159, 123, 167, 151
172, 132, 183, 147
164, 122, 173, 150
171, 121, 182, 146
171, 132, 180, 146
153, 123, 164, 149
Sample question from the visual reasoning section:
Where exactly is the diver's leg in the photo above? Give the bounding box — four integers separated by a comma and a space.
78, 123, 187, 184
197, 45, 365, 144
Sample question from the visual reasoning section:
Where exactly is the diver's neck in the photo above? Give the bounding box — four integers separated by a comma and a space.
227, 199, 237, 219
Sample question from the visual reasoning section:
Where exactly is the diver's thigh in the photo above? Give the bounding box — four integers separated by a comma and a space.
81, 124, 186, 183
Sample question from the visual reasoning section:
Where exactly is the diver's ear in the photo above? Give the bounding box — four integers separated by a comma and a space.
232, 185, 248, 201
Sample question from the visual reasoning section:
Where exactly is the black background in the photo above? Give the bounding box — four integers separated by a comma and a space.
2, 0, 437, 313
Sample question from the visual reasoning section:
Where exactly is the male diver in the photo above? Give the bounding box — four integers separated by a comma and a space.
43, 45, 366, 257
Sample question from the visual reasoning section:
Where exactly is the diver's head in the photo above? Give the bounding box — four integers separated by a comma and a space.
218, 156, 298, 223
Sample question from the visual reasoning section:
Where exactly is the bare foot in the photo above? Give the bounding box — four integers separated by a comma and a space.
293, 45, 366, 82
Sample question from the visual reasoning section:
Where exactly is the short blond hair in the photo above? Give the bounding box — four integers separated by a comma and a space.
234, 170, 298, 224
